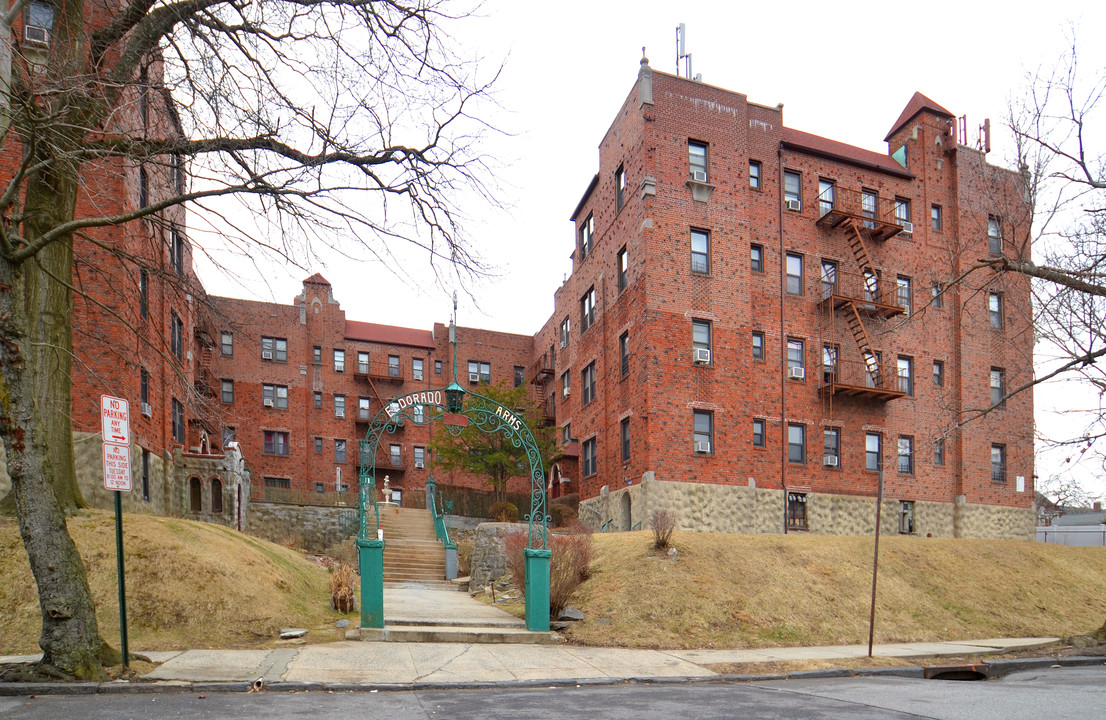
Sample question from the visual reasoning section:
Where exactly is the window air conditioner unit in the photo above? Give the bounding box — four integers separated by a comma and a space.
692, 170, 708, 183
261, 350, 273, 360
562, 387, 570, 399
24, 26, 48, 43
694, 440, 712, 454
789, 366, 806, 380
560, 339, 567, 348
262, 398, 274, 407
823, 454, 839, 467
785, 199, 801, 212
469, 372, 480, 383
414, 461, 425, 469
335, 409, 345, 418
694, 348, 711, 364
900, 221, 914, 234
141, 402, 152, 417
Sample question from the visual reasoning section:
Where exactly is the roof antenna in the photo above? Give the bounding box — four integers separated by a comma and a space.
676, 23, 691, 79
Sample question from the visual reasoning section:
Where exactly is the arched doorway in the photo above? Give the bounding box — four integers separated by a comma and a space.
621, 491, 632, 531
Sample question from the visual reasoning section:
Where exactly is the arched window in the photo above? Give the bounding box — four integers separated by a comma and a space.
189, 477, 202, 513
211, 478, 223, 514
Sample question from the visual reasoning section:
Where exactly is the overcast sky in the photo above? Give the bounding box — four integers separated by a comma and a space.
193, 0, 1106, 499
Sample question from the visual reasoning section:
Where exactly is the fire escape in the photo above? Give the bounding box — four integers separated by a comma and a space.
354, 353, 407, 473
527, 345, 556, 426
815, 186, 908, 405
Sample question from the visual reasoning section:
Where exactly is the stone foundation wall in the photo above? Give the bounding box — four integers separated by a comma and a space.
579, 475, 1034, 540
469, 522, 526, 592
246, 501, 359, 552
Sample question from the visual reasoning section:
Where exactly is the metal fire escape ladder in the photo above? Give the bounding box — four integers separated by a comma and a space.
842, 219, 881, 386
845, 303, 881, 386
845, 219, 880, 301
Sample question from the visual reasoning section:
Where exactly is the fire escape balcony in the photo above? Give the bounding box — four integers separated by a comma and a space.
815, 186, 905, 242
528, 351, 555, 385
820, 358, 907, 402
819, 271, 906, 321
354, 360, 403, 383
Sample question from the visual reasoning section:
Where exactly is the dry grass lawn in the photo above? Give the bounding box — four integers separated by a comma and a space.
0, 511, 354, 655
561, 531, 1106, 650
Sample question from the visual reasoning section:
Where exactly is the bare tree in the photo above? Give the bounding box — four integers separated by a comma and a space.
0, 0, 497, 679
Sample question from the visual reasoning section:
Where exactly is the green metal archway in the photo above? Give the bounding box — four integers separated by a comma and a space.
356, 382, 551, 632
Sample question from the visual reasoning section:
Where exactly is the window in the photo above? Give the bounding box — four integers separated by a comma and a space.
141, 449, 150, 501
621, 418, 631, 462
934, 437, 946, 466
864, 350, 882, 388
579, 213, 594, 260
931, 283, 943, 308
262, 384, 288, 409
821, 259, 838, 299
783, 170, 801, 208
333, 349, 345, 372
24, 1, 55, 43
334, 395, 346, 418
753, 419, 766, 447
824, 427, 841, 465
865, 432, 881, 471
139, 166, 149, 209
414, 359, 425, 381
172, 399, 184, 443
513, 365, 524, 388
896, 276, 912, 314
787, 492, 808, 531
787, 338, 804, 376
861, 189, 877, 228
931, 205, 943, 231
989, 293, 1003, 329
615, 165, 626, 210
140, 368, 149, 405
388, 355, 400, 378
692, 319, 711, 362
751, 243, 764, 273
617, 246, 628, 291
390, 444, 402, 466
314, 392, 322, 408
749, 160, 762, 189
785, 253, 803, 295
898, 436, 914, 474
583, 438, 597, 477
894, 197, 911, 228
221, 379, 234, 404
823, 344, 839, 384
311, 346, 321, 365
688, 140, 708, 181
264, 477, 290, 490
987, 215, 1002, 255
752, 331, 765, 361
435, 360, 442, 375
581, 287, 597, 331
171, 153, 186, 195
315, 483, 325, 494
170, 312, 183, 361
991, 444, 1006, 482
990, 367, 1006, 406
169, 225, 185, 276
414, 446, 426, 468
693, 410, 713, 454
863, 269, 880, 303
897, 356, 913, 396
189, 477, 201, 513
582, 362, 596, 405
560, 317, 571, 347
899, 501, 915, 534
261, 337, 287, 362
335, 439, 347, 463
468, 360, 491, 384
619, 332, 629, 377
222, 426, 236, 448
356, 351, 369, 374
562, 423, 572, 444
315, 437, 323, 453
818, 179, 835, 217
561, 371, 570, 398
691, 229, 710, 274
210, 479, 223, 513
788, 423, 806, 464
139, 270, 148, 319
358, 397, 371, 421
933, 360, 945, 387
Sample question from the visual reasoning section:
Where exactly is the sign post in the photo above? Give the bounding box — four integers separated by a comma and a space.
101, 395, 131, 668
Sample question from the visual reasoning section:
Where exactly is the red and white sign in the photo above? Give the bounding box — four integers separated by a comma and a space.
103, 442, 132, 491
101, 395, 132, 492
101, 395, 131, 445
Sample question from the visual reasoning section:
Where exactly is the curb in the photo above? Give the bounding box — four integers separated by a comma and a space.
0, 656, 1101, 696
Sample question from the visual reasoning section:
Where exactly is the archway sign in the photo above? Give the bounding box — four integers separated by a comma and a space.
357, 382, 551, 632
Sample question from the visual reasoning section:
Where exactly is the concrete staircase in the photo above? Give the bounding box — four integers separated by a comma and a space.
378, 505, 449, 587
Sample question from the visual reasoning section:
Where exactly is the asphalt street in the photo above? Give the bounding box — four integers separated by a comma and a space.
0, 665, 1101, 719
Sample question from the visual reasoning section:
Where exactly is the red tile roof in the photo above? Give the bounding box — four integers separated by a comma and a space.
781, 127, 914, 179
884, 92, 954, 141
345, 320, 435, 348
303, 273, 331, 285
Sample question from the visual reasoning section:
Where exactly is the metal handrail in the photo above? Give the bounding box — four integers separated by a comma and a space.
425, 476, 456, 550
600, 519, 614, 533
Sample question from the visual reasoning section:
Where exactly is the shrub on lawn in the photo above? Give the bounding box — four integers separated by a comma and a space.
490, 501, 519, 522
504, 529, 592, 617
651, 508, 677, 550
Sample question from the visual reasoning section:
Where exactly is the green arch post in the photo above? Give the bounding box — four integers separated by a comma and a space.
357, 383, 551, 631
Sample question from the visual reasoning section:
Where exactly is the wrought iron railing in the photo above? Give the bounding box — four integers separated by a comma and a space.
425, 476, 456, 550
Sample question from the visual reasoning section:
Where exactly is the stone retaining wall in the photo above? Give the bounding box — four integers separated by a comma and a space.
246, 501, 359, 551
469, 522, 526, 591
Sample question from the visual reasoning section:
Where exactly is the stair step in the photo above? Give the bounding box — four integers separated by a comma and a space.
358, 625, 561, 645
